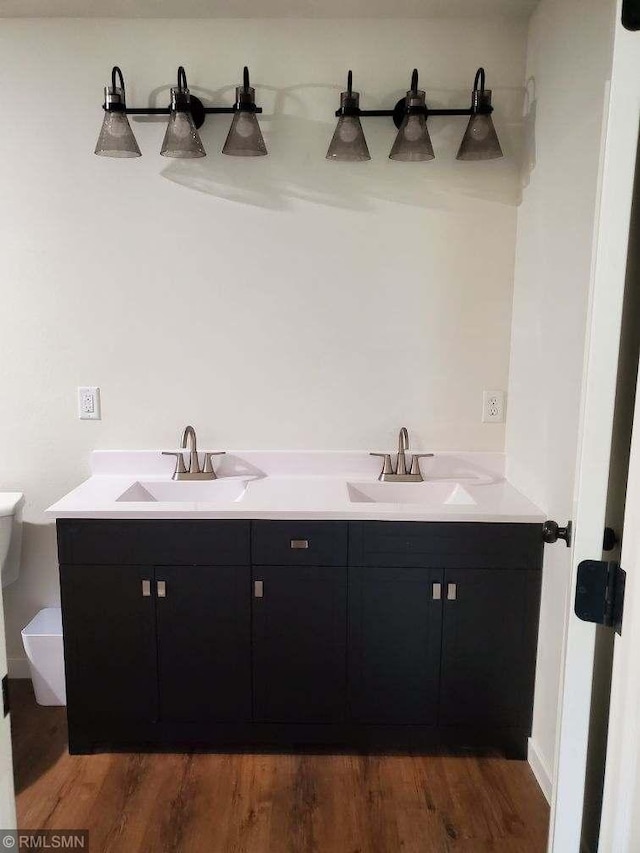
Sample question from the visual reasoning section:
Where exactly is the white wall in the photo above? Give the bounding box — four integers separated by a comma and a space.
0, 18, 526, 667
506, 0, 615, 796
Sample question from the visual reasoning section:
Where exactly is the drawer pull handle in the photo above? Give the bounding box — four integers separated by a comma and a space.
142, 579, 151, 598
254, 580, 264, 598
447, 583, 457, 601
432, 582, 441, 601
290, 539, 309, 549
157, 580, 167, 598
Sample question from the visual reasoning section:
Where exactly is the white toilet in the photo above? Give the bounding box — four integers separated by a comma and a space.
0, 492, 24, 588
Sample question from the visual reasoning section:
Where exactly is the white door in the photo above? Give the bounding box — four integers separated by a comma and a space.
597, 350, 640, 851
549, 10, 640, 852
0, 581, 17, 829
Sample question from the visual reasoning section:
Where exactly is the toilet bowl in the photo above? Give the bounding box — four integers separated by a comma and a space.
0, 492, 24, 588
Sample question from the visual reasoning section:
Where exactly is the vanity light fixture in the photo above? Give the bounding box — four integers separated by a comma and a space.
389, 70, 434, 162
94, 66, 141, 158
456, 68, 503, 161
160, 66, 206, 158
95, 65, 265, 159
325, 71, 371, 162
327, 66, 503, 163
222, 67, 267, 156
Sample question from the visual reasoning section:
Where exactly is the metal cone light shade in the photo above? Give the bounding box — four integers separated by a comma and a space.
160, 85, 206, 159
222, 79, 267, 156
456, 75, 503, 161
95, 81, 141, 158
456, 110, 503, 160
389, 87, 434, 162
223, 112, 267, 156
326, 81, 370, 162
326, 116, 370, 161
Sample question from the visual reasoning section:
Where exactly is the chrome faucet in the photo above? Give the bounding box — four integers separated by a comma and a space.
371, 427, 434, 482
162, 425, 226, 481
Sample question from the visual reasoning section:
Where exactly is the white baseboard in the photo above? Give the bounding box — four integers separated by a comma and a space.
528, 737, 552, 803
7, 657, 30, 679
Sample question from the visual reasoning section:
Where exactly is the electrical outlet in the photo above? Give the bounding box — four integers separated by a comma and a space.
482, 390, 505, 423
78, 386, 101, 420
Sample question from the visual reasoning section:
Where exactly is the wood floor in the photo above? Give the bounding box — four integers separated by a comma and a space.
9, 681, 549, 853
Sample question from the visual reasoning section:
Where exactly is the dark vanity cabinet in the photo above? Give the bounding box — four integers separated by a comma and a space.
439, 568, 541, 731
155, 564, 251, 724
252, 564, 347, 723
251, 521, 349, 723
348, 566, 443, 725
60, 563, 159, 731
58, 520, 252, 750
347, 522, 542, 755
57, 518, 542, 756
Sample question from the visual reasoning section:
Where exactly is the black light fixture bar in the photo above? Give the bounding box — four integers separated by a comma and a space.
335, 68, 493, 129
104, 65, 262, 129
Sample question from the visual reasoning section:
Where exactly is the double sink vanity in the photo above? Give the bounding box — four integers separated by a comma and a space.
48, 428, 545, 758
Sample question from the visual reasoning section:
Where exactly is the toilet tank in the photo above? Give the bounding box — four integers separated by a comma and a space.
0, 492, 24, 588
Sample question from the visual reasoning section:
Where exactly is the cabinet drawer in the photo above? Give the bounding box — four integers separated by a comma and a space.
57, 520, 250, 566
349, 522, 543, 569
252, 521, 348, 566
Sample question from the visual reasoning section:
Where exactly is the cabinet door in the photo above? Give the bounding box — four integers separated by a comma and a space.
349, 567, 443, 724
156, 566, 251, 722
252, 565, 347, 723
60, 564, 158, 725
439, 568, 541, 729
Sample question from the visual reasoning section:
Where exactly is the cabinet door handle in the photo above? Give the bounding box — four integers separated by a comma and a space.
432, 582, 442, 601
142, 579, 151, 597
447, 583, 457, 601
157, 580, 167, 598
290, 539, 309, 549
254, 580, 264, 598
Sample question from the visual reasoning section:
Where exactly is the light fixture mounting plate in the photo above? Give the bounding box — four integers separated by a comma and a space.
393, 98, 407, 129
189, 95, 206, 129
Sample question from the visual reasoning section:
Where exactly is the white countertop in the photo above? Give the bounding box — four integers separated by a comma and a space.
46, 450, 545, 523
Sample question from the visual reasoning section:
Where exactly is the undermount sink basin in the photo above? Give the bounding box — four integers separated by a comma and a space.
347, 481, 477, 506
116, 479, 248, 503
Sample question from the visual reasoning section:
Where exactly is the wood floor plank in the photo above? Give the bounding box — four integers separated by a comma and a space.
9, 681, 549, 853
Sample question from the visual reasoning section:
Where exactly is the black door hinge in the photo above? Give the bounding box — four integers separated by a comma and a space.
2, 675, 9, 717
575, 560, 626, 635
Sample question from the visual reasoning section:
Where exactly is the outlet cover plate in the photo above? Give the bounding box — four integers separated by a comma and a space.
482, 390, 505, 423
78, 386, 101, 420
